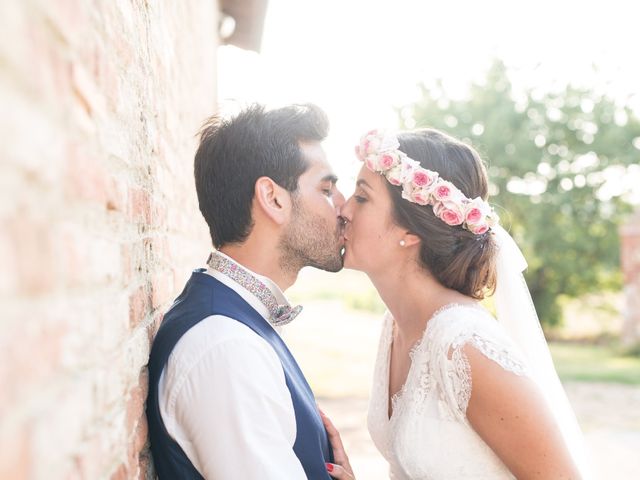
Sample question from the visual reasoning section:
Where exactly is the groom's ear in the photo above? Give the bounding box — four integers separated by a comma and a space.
254, 176, 291, 225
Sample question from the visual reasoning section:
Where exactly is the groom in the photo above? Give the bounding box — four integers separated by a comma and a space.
146, 104, 346, 479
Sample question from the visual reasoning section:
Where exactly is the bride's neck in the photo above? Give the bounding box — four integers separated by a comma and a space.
368, 264, 466, 345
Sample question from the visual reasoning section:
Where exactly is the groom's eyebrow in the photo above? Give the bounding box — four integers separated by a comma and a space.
321, 174, 338, 185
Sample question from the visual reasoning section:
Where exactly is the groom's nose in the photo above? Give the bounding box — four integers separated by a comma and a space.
339, 195, 353, 221
333, 187, 346, 211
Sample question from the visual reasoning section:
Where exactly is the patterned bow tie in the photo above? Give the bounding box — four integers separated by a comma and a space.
207, 252, 303, 326
273, 304, 304, 326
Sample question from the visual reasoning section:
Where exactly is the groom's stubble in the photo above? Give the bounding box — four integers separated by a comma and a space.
279, 194, 344, 276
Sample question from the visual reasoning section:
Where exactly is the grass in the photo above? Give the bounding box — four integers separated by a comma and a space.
550, 342, 640, 385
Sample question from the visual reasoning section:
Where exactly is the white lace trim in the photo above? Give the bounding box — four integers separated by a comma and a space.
386, 304, 529, 420
388, 303, 465, 417
368, 305, 525, 479
450, 331, 529, 413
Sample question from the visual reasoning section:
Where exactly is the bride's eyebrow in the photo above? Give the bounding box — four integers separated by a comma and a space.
356, 179, 373, 190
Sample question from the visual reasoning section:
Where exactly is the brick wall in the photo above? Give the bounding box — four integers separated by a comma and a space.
621, 208, 640, 348
0, 1, 217, 478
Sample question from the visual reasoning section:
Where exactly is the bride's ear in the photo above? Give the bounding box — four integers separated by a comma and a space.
254, 176, 291, 225
401, 232, 421, 248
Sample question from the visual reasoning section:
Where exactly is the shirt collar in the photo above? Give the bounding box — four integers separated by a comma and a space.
206, 251, 301, 327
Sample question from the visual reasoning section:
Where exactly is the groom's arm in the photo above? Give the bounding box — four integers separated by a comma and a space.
164, 333, 307, 479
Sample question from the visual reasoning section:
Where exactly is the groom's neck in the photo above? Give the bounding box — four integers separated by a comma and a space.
220, 240, 296, 292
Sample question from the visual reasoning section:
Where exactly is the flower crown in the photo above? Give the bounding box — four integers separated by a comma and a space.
355, 129, 499, 235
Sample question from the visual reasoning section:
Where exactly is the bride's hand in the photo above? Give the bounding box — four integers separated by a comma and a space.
319, 408, 355, 479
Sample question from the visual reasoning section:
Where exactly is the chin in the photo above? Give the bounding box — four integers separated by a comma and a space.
309, 248, 344, 273
341, 248, 360, 271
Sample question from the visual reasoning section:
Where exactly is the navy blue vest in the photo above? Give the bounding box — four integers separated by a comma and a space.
146, 269, 333, 479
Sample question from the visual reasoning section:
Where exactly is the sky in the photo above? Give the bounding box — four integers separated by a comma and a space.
218, 0, 640, 195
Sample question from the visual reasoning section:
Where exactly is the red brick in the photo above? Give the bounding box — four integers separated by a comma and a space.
129, 285, 151, 329
3, 2, 218, 478
0, 425, 30, 480
128, 188, 153, 225
152, 201, 168, 228
125, 376, 146, 435
106, 176, 126, 212
5, 217, 56, 295
64, 141, 110, 205
147, 313, 164, 342
132, 416, 149, 454
621, 232, 640, 283
138, 451, 152, 480
151, 272, 174, 310
121, 243, 136, 286
0, 319, 66, 417
110, 463, 128, 480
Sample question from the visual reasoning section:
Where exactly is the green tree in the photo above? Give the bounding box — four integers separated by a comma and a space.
402, 60, 640, 326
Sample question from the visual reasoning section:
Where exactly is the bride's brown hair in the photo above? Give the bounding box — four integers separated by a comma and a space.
388, 128, 497, 299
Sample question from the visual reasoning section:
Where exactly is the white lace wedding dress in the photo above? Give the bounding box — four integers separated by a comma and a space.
367, 304, 530, 479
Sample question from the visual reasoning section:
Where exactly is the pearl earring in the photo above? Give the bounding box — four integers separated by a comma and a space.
399, 240, 406, 247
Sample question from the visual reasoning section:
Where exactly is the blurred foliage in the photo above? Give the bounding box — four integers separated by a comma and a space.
401, 60, 640, 326
290, 284, 386, 315
343, 289, 387, 314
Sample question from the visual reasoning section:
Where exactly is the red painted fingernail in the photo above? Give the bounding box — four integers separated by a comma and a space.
326, 463, 334, 472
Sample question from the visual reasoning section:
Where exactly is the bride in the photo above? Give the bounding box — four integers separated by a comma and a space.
322, 129, 588, 479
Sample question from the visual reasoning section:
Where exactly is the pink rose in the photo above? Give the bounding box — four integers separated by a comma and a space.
439, 208, 464, 226
402, 157, 420, 173
433, 180, 465, 203
465, 207, 483, 225
434, 184, 451, 200
433, 200, 465, 226
401, 187, 414, 202
411, 188, 430, 205
470, 223, 489, 235
412, 170, 433, 187
379, 152, 400, 170
364, 135, 381, 155
386, 165, 404, 185
464, 197, 497, 231
432, 201, 445, 217
365, 157, 377, 172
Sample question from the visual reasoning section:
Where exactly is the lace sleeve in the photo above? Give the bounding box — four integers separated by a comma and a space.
435, 309, 530, 420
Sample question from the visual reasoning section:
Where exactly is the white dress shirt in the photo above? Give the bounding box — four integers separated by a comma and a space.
158, 252, 307, 479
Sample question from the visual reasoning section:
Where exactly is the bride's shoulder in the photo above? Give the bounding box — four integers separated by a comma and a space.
429, 304, 523, 353
433, 304, 529, 376
429, 303, 499, 340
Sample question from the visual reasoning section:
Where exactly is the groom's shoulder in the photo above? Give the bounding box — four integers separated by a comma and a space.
168, 314, 274, 369
160, 315, 286, 413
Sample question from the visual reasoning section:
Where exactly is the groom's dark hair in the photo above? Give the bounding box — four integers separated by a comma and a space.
194, 103, 329, 248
